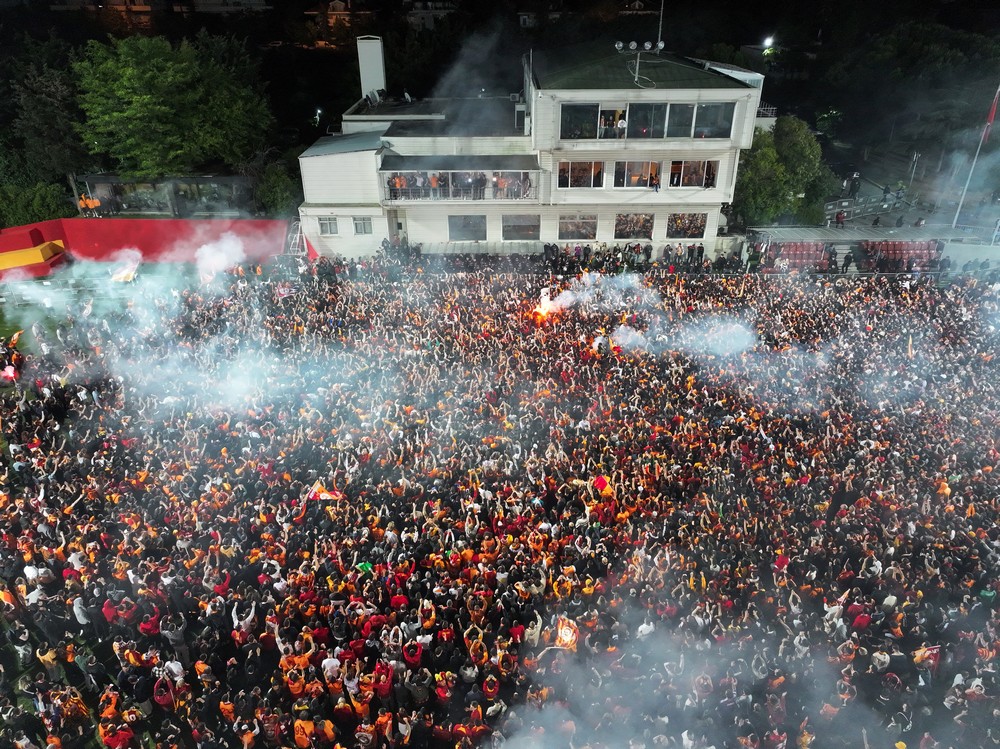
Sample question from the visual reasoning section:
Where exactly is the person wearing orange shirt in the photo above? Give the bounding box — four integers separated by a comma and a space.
292, 714, 315, 749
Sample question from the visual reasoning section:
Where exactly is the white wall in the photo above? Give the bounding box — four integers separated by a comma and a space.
300, 206, 389, 258
537, 148, 736, 204
386, 136, 532, 156
532, 87, 760, 152
300, 151, 382, 205
398, 204, 719, 247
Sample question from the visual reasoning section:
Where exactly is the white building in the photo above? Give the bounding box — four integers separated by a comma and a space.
298, 37, 763, 257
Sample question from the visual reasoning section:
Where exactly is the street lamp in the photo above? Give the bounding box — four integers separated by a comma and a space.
615, 40, 665, 86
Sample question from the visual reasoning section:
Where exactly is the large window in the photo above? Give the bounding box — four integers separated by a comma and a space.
560, 104, 599, 139
600, 108, 625, 139
318, 217, 338, 236
502, 215, 541, 240
448, 215, 487, 241
694, 102, 735, 138
561, 100, 735, 140
558, 214, 598, 240
666, 213, 707, 238
666, 104, 695, 137
558, 161, 604, 188
615, 213, 654, 239
353, 216, 373, 235
613, 161, 660, 188
667, 160, 719, 188
627, 103, 667, 139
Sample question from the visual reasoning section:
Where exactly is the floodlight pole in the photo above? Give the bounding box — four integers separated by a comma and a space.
657, 0, 664, 50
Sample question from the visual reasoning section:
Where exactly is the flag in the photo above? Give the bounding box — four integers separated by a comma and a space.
307, 480, 332, 501
307, 480, 342, 502
275, 282, 299, 299
554, 616, 579, 651
914, 644, 940, 674
8, 330, 23, 347
111, 259, 140, 283
593, 475, 611, 494
987, 85, 1000, 143
356, 561, 374, 575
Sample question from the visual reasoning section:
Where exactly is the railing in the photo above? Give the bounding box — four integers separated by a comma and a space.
381, 185, 536, 203
756, 104, 777, 118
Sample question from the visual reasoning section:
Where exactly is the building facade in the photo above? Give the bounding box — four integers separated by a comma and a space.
298, 38, 763, 257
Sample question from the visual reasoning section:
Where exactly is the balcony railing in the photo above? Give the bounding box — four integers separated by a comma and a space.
381, 171, 538, 203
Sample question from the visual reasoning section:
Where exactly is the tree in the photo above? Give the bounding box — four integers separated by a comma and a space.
73, 34, 272, 178
0, 182, 76, 230
733, 129, 790, 226
191, 31, 274, 169
256, 162, 302, 218
734, 117, 835, 225
13, 65, 88, 184
819, 21, 1000, 148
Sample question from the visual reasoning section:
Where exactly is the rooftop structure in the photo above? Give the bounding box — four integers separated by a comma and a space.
298, 37, 764, 257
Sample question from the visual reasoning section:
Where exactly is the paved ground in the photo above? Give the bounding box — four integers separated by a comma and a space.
836, 142, 1000, 233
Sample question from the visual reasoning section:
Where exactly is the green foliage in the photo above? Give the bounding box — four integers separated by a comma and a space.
256, 162, 301, 218
0, 131, 77, 228
734, 117, 834, 226
73, 34, 273, 179
191, 31, 273, 168
13, 65, 88, 183
0, 182, 76, 230
820, 21, 1000, 146
733, 129, 790, 226
814, 109, 842, 139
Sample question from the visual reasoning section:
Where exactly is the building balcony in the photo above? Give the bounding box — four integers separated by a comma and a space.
381, 178, 539, 204
379, 157, 540, 205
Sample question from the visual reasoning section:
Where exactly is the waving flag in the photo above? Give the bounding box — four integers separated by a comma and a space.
307, 481, 333, 501
554, 616, 579, 652
307, 480, 343, 502
986, 85, 1000, 143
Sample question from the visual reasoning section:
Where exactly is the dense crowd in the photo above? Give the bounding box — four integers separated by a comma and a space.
0, 257, 999, 749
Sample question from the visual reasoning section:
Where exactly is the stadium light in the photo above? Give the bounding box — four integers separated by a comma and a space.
614, 40, 662, 86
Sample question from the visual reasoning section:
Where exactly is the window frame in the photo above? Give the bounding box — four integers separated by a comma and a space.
693, 102, 736, 139
501, 214, 542, 241
447, 215, 488, 242
352, 216, 374, 235
318, 216, 339, 236
612, 161, 660, 189
558, 161, 605, 189
614, 213, 655, 240
559, 103, 600, 140
626, 103, 667, 139
667, 160, 720, 188
665, 212, 708, 239
557, 213, 599, 241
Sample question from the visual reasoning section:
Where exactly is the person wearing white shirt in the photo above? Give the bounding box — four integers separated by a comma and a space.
321, 655, 341, 683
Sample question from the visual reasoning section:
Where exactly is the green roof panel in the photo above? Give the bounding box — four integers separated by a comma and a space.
534, 53, 751, 91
